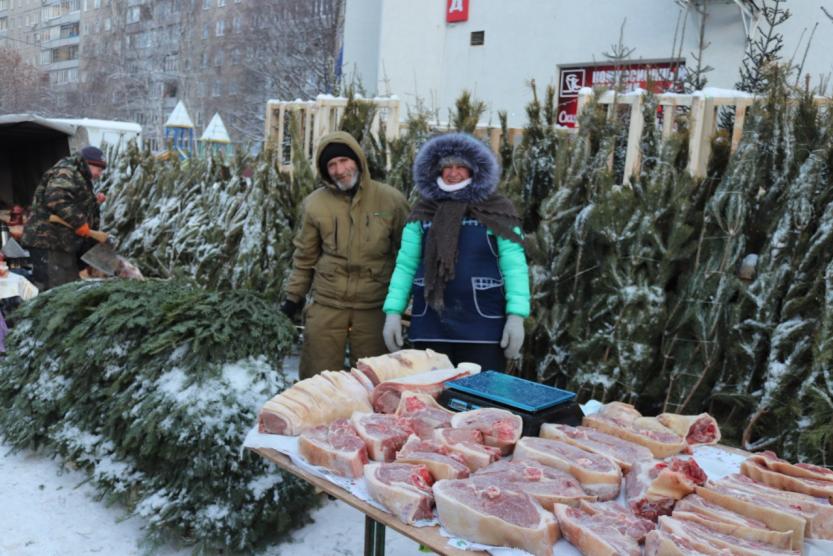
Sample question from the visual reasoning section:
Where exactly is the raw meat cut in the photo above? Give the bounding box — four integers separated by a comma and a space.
433, 428, 501, 471
671, 510, 793, 549
644, 529, 732, 556
395, 435, 470, 480
433, 479, 559, 556
656, 412, 721, 446
577, 499, 656, 542
715, 473, 833, 539
694, 485, 806, 550
625, 458, 707, 520
350, 367, 376, 394
472, 459, 596, 507
363, 462, 434, 524
658, 516, 799, 556
741, 452, 833, 500
394, 391, 454, 438
675, 493, 771, 529
744, 450, 833, 482
371, 366, 478, 414
297, 418, 368, 478
552, 503, 641, 556
350, 412, 414, 462
583, 402, 687, 458
449, 408, 523, 454
513, 437, 622, 500
355, 349, 453, 385
539, 423, 653, 472
258, 371, 372, 435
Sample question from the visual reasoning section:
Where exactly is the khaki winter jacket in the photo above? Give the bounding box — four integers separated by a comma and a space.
285, 132, 409, 310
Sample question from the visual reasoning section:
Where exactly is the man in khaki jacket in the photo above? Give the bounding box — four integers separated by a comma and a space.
281, 131, 410, 379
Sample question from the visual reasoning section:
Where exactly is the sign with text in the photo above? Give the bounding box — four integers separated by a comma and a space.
447, 0, 469, 23
556, 61, 684, 128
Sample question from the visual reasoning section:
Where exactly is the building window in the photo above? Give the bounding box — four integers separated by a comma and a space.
215, 19, 224, 36
203, 0, 210, 8
0, 17, 7, 32
232, 15, 241, 33
164, 54, 178, 72
218, 0, 225, 6
203, 23, 209, 39
212, 81, 221, 97
126, 6, 140, 23
214, 50, 223, 66
470, 30, 485, 46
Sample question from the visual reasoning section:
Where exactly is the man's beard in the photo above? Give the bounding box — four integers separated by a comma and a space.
335, 170, 360, 191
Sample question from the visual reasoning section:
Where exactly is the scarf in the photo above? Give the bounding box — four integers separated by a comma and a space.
408, 193, 523, 312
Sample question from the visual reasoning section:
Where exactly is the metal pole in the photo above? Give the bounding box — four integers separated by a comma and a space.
363, 515, 386, 556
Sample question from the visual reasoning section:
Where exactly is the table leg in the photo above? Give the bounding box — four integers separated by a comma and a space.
364, 515, 386, 556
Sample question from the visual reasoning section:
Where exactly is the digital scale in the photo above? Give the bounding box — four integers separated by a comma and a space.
439, 371, 583, 437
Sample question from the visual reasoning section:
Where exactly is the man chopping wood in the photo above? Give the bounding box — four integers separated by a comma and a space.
281, 131, 409, 379
21, 146, 110, 291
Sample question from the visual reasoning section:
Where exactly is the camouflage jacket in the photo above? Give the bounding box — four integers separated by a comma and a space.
21, 155, 100, 255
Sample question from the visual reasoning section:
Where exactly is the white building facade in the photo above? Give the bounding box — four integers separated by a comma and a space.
342, 0, 833, 127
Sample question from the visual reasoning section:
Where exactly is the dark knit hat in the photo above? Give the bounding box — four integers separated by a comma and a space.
80, 145, 106, 169
318, 142, 360, 179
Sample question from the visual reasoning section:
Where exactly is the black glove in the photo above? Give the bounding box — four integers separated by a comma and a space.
280, 298, 303, 319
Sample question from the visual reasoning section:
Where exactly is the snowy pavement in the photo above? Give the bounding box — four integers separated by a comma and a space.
0, 437, 426, 556
0, 351, 426, 556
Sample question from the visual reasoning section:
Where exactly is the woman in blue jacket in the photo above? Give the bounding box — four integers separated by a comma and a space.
382, 132, 530, 372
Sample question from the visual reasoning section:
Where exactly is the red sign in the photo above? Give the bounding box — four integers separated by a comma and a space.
447, 0, 469, 23
556, 61, 684, 128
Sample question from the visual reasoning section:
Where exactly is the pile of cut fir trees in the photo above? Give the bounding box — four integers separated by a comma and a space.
515, 67, 833, 467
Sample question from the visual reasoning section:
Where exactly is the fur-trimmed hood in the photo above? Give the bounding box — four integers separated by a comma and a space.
413, 133, 500, 203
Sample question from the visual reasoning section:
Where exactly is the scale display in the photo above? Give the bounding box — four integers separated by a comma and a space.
445, 371, 576, 413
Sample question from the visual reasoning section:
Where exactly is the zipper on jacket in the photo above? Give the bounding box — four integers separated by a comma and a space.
334, 216, 338, 251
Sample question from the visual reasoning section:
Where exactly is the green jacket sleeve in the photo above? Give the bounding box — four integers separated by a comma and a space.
284, 199, 320, 303
497, 229, 530, 318
383, 221, 423, 314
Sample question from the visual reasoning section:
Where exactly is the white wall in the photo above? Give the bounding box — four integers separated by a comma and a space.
343, 0, 833, 127
342, 0, 384, 91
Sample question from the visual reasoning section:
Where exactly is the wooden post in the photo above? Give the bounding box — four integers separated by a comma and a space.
661, 101, 676, 140
489, 128, 502, 155
264, 101, 277, 153
731, 99, 752, 154
576, 89, 593, 129
623, 93, 645, 186
276, 104, 286, 162
687, 95, 715, 179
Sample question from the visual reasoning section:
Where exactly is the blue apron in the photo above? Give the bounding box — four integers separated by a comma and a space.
409, 219, 506, 343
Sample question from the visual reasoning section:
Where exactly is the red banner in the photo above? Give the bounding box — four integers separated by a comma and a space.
447, 0, 469, 23
557, 61, 684, 128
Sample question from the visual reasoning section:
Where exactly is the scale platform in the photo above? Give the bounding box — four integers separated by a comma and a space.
439, 371, 583, 437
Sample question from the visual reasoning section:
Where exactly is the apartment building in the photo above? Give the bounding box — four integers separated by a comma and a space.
0, 0, 81, 87
2, 0, 341, 150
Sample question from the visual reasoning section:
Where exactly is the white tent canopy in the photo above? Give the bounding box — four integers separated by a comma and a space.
199, 113, 231, 143
164, 101, 194, 129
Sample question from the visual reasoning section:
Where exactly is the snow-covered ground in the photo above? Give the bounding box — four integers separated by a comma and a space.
0, 353, 424, 556
0, 441, 425, 556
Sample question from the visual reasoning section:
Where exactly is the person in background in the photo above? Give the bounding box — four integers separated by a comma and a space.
382, 132, 530, 372
21, 146, 110, 291
281, 131, 410, 380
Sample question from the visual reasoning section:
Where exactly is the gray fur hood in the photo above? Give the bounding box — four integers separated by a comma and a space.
413, 132, 501, 203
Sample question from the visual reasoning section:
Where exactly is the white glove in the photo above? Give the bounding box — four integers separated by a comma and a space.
383, 313, 403, 352
500, 314, 525, 360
